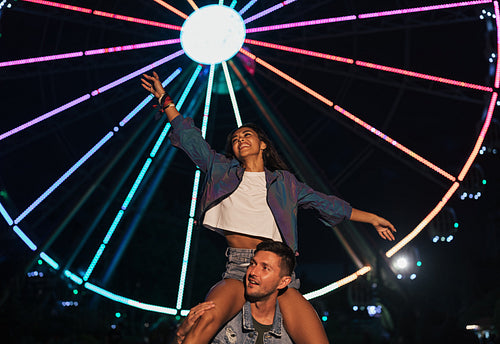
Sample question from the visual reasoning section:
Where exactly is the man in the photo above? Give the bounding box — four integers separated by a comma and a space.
175, 241, 296, 344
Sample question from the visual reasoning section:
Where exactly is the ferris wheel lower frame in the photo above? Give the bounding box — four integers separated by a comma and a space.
0, 0, 498, 316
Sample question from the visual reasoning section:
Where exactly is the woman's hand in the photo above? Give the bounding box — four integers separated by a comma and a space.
141, 71, 166, 99
371, 215, 396, 241
175, 301, 215, 344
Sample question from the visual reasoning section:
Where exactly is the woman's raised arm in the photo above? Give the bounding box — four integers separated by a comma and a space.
141, 71, 181, 123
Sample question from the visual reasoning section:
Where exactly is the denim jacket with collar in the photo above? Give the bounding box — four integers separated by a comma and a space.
212, 301, 292, 344
168, 115, 352, 252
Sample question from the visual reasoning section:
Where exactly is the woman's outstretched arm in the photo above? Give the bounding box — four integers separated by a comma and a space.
141, 71, 181, 123
350, 208, 396, 241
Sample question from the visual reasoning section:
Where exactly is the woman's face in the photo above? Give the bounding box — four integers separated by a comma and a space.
230, 127, 267, 162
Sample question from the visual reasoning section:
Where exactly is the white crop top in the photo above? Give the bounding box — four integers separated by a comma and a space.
203, 171, 282, 242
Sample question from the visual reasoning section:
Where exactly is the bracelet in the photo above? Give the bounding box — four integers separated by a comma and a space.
163, 102, 175, 110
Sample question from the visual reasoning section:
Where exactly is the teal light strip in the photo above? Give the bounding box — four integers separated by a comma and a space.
40, 252, 59, 270
222, 61, 242, 127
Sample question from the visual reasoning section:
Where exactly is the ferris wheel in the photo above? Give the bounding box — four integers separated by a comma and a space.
0, 0, 497, 317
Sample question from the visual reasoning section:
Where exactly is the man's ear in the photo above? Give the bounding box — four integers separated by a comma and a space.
277, 275, 291, 290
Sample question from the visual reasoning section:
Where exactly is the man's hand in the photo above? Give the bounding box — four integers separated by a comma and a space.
174, 301, 215, 344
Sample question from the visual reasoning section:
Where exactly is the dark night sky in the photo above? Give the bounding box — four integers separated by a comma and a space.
0, 0, 499, 342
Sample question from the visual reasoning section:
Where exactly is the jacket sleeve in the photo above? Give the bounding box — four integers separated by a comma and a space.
295, 178, 352, 227
168, 115, 228, 173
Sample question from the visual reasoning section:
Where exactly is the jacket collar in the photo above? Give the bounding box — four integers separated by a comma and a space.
242, 300, 283, 337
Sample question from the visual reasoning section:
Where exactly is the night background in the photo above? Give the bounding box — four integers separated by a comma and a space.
0, 0, 499, 343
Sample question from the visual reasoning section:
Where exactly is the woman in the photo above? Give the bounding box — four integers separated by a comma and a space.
141, 72, 396, 344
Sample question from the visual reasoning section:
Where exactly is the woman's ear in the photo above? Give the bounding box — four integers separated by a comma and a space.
260, 141, 267, 151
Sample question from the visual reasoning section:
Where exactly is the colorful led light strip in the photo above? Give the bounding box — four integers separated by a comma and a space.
219, 0, 224, 5
85, 282, 178, 315
40, 252, 60, 270
176, 64, 216, 310
239, 48, 333, 106
187, 0, 199, 11
304, 266, 371, 300
244, 39, 354, 64
13, 226, 37, 251
152, 0, 188, 19
83, 72, 182, 281
64, 270, 83, 285
243, 0, 297, 24
222, 61, 243, 127
239, 0, 258, 15
358, 0, 492, 19
240, 48, 457, 181
14, 132, 114, 225
386, 92, 497, 258
0, 201, 14, 226
0, 95, 90, 142
0, 39, 181, 68
494, 1, 500, 88
21, 0, 182, 30
230, 0, 237, 9
177, 65, 204, 110
355, 61, 493, 92
333, 105, 456, 181
246, 15, 357, 33
91, 50, 184, 96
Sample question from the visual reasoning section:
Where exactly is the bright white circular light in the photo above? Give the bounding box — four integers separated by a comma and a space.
395, 257, 408, 270
180, 5, 246, 64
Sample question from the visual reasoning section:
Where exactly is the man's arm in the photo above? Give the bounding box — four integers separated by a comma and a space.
172, 302, 215, 344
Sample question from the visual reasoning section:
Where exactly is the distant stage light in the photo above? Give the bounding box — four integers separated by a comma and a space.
410, 274, 417, 280
180, 5, 246, 64
395, 257, 408, 270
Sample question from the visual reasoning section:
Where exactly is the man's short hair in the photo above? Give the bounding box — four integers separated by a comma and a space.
255, 241, 296, 277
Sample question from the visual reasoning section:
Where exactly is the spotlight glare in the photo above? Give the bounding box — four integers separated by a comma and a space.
395, 257, 409, 270
410, 274, 417, 280
397, 274, 403, 279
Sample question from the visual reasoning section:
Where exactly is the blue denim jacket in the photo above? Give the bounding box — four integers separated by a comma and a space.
212, 301, 292, 344
168, 115, 352, 252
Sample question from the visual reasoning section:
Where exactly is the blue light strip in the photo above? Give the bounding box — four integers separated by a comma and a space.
222, 61, 243, 127
84, 244, 105, 281
13, 225, 37, 251
239, 0, 258, 15
176, 64, 215, 310
64, 270, 83, 285
120, 68, 182, 127
40, 252, 60, 270
244, 0, 297, 24
177, 65, 203, 110
230, 0, 237, 9
0, 201, 13, 225
85, 282, 178, 315
14, 132, 114, 225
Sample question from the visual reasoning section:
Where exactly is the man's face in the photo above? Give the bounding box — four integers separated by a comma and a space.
245, 250, 289, 301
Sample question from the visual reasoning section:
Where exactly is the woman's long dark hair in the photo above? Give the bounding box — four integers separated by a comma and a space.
224, 123, 289, 172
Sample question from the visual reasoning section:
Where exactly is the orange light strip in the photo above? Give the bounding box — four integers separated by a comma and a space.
386, 182, 460, 257
152, 0, 189, 19
238, 48, 334, 106
186, 0, 199, 11
458, 92, 497, 180
244, 39, 354, 64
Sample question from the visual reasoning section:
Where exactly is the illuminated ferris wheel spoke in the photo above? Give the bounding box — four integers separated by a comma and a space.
0, 39, 181, 68
152, 0, 188, 19
246, 15, 357, 33
494, 1, 500, 88
221, 61, 243, 127
243, 0, 297, 25
177, 65, 216, 310
20, 0, 182, 30
304, 266, 371, 300
186, 0, 199, 11
239, 0, 258, 15
238, 48, 457, 181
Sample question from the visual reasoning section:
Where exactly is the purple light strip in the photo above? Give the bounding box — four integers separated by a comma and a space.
246, 15, 357, 33
358, 0, 492, 19
14, 132, 114, 224
0, 95, 91, 142
494, 1, 500, 88
243, 0, 297, 24
90, 50, 184, 96
1, 39, 180, 68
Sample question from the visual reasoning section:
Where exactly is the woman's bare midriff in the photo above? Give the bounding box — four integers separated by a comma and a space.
223, 231, 267, 249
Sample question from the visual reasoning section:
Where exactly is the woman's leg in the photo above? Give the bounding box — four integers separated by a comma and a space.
182, 278, 245, 344
278, 287, 330, 344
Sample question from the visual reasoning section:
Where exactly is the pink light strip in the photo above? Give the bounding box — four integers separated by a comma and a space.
20, 0, 181, 30
356, 61, 493, 92
0, 52, 83, 67
90, 50, 184, 96
359, 0, 492, 19
240, 48, 457, 181
246, 15, 357, 33
458, 92, 497, 180
334, 105, 456, 181
243, 0, 296, 24
494, 1, 500, 88
21, 0, 92, 13
0, 39, 181, 68
244, 39, 354, 64
0, 95, 91, 142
